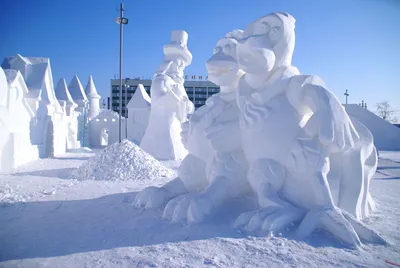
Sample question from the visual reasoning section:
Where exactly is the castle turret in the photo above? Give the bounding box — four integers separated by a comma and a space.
55, 78, 77, 116
68, 74, 88, 111
85, 75, 101, 119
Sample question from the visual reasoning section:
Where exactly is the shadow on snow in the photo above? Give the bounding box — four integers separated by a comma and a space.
0, 192, 361, 261
11, 168, 77, 180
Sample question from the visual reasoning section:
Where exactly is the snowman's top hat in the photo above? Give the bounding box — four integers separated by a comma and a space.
163, 30, 192, 66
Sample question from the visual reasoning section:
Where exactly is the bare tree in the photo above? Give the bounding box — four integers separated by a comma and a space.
376, 101, 397, 123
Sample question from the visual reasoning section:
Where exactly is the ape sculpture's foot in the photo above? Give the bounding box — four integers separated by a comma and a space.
133, 186, 175, 209
163, 193, 214, 223
234, 206, 303, 234
295, 206, 387, 248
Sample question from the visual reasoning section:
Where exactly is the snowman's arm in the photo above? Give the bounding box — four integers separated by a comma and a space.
155, 86, 181, 108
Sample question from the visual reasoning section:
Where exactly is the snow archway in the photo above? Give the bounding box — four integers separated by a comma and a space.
100, 128, 109, 147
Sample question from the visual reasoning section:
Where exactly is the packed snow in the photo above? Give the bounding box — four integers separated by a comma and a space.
0, 150, 399, 267
68, 147, 92, 153
345, 104, 400, 150
71, 139, 176, 182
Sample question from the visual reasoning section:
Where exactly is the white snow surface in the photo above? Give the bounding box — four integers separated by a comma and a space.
71, 139, 176, 182
67, 147, 92, 153
345, 104, 400, 150
0, 150, 399, 268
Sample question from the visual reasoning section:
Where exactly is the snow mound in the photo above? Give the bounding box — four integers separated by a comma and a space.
0, 184, 26, 205
68, 147, 92, 153
71, 140, 176, 181
345, 104, 400, 150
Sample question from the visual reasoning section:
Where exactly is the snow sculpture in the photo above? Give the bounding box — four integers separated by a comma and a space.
0, 67, 10, 171
2, 55, 66, 158
68, 75, 88, 111
68, 75, 89, 146
140, 30, 194, 160
127, 84, 151, 144
55, 78, 80, 149
85, 75, 101, 120
328, 117, 378, 220
135, 12, 384, 248
134, 30, 251, 223
0, 68, 40, 172
89, 109, 125, 147
230, 12, 384, 247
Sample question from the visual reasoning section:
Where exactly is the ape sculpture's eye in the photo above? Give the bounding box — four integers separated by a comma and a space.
213, 46, 222, 54
269, 26, 280, 38
224, 44, 232, 54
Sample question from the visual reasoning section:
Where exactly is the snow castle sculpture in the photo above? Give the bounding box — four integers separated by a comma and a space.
68, 75, 88, 112
55, 78, 80, 149
140, 30, 194, 160
85, 75, 101, 120
0, 67, 10, 171
127, 84, 151, 144
135, 12, 386, 248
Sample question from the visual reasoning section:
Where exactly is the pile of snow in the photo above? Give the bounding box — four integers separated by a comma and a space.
67, 147, 92, 153
345, 104, 400, 150
71, 139, 176, 181
0, 184, 26, 205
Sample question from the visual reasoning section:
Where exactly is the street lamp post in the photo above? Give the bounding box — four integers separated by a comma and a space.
124, 78, 130, 138
115, 2, 128, 143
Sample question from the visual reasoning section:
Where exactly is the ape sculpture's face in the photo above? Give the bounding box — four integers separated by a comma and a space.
237, 14, 284, 74
206, 36, 241, 88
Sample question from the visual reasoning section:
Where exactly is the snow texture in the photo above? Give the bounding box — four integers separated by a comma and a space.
127, 84, 151, 144
67, 147, 92, 153
0, 184, 26, 205
345, 104, 400, 150
140, 30, 194, 160
126, 84, 151, 109
71, 139, 176, 182
88, 109, 126, 147
135, 12, 386, 248
85, 75, 101, 119
1, 67, 39, 172
2, 54, 62, 113
68, 75, 87, 110
55, 78, 76, 106
0, 151, 399, 267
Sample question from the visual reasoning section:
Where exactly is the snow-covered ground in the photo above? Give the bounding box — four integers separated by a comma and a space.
0, 150, 399, 268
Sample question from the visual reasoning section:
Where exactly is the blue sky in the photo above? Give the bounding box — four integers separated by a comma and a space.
1, 0, 399, 116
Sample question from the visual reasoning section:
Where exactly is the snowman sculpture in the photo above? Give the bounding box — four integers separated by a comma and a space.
140, 30, 194, 160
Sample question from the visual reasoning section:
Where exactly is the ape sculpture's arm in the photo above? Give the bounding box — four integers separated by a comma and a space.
286, 75, 359, 154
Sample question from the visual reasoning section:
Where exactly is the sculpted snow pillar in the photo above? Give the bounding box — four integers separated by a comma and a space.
85, 75, 101, 120
140, 30, 194, 160
0, 67, 10, 171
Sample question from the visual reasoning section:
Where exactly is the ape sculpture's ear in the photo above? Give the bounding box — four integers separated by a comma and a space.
225, 29, 244, 41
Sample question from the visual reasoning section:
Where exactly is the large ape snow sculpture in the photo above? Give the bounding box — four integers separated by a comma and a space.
229, 12, 384, 247
134, 30, 250, 222
135, 13, 383, 248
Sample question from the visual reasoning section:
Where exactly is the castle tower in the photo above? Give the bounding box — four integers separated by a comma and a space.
85, 75, 101, 120
68, 74, 88, 111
